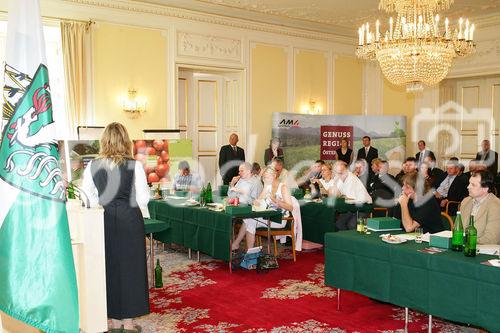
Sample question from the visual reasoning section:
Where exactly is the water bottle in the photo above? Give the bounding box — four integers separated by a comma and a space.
154, 259, 163, 288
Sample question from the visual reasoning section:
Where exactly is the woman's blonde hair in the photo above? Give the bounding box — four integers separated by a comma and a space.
98, 122, 133, 165
262, 166, 277, 178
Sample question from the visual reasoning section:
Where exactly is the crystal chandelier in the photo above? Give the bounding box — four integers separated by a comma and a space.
356, 0, 476, 92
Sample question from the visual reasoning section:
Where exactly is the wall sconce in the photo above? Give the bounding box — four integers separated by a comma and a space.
301, 99, 322, 114
122, 89, 147, 118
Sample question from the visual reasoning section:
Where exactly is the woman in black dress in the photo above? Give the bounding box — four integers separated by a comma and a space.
82, 122, 150, 333
335, 137, 353, 165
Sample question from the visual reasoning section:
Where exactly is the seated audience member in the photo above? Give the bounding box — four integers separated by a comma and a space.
418, 162, 434, 188
330, 161, 372, 231
369, 159, 399, 204
271, 157, 297, 189
476, 139, 498, 175
251, 162, 262, 182
335, 137, 353, 164
231, 167, 293, 250
173, 161, 202, 191
434, 160, 469, 215
351, 158, 369, 189
264, 137, 284, 166
395, 157, 417, 185
460, 170, 500, 245
312, 162, 334, 196
297, 160, 325, 193
395, 172, 444, 234
424, 155, 446, 188
463, 160, 487, 180
228, 162, 262, 205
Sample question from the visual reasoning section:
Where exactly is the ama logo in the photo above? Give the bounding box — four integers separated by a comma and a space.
278, 118, 300, 128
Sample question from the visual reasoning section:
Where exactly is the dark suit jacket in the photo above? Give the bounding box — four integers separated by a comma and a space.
415, 150, 435, 163
218, 145, 245, 185
445, 174, 469, 215
475, 150, 498, 175
368, 173, 399, 202
429, 167, 446, 188
357, 146, 378, 168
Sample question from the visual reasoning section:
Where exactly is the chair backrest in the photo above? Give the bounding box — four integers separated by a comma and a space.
440, 212, 454, 230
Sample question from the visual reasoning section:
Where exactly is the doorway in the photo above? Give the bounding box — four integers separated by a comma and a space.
177, 66, 246, 186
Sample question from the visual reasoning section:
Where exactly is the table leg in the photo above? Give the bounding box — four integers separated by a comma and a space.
229, 219, 234, 273
337, 288, 341, 311
404, 307, 409, 333
149, 233, 154, 287
267, 218, 271, 254
188, 248, 192, 259
428, 315, 432, 333
197, 251, 200, 262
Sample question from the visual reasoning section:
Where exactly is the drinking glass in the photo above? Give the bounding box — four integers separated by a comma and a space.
415, 227, 423, 243
200, 195, 206, 207
357, 218, 364, 233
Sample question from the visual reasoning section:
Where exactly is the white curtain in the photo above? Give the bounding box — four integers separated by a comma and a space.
60, 20, 94, 138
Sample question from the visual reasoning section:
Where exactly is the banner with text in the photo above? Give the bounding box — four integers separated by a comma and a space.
271, 113, 406, 170
320, 125, 353, 160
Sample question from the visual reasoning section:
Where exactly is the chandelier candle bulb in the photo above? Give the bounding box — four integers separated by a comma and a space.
434, 14, 439, 37
470, 24, 475, 41
458, 17, 463, 39
376, 20, 380, 41
389, 17, 393, 39
445, 17, 449, 39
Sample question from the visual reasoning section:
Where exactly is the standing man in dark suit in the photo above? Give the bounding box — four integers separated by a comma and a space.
415, 140, 435, 166
357, 136, 378, 172
476, 139, 498, 175
219, 133, 245, 185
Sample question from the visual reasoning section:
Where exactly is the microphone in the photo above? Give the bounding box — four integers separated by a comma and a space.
71, 182, 91, 209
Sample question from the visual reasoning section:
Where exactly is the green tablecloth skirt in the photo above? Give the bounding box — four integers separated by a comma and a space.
300, 199, 372, 244
324, 231, 500, 332
148, 200, 282, 261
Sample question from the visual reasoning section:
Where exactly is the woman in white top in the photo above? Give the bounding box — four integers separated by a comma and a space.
82, 122, 150, 333
312, 162, 334, 196
231, 166, 293, 250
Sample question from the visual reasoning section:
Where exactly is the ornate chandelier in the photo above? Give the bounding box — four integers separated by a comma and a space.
356, 0, 476, 92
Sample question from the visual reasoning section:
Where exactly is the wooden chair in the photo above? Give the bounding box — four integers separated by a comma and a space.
445, 200, 461, 215
256, 215, 296, 262
440, 212, 454, 230
370, 207, 389, 218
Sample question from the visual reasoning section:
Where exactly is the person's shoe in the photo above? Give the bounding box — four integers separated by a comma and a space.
123, 325, 142, 333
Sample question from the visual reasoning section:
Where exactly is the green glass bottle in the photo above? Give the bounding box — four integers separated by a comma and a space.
154, 259, 163, 288
67, 181, 76, 200
206, 182, 213, 203
451, 212, 464, 251
463, 215, 477, 257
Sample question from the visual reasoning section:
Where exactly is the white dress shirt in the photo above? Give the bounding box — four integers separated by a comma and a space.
333, 171, 372, 204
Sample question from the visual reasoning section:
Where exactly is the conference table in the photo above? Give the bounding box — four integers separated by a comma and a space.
324, 230, 500, 332
147, 198, 282, 270
299, 198, 373, 244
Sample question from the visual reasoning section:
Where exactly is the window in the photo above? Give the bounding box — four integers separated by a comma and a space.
0, 21, 69, 139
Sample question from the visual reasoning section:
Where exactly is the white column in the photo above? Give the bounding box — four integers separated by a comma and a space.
362, 62, 383, 115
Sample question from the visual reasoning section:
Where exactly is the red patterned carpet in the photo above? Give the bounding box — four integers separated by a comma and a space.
136, 248, 482, 333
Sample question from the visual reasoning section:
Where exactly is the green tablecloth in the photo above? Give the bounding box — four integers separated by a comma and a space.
300, 199, 373, 244
324, 231, 500, 332
148, 199, 282, 261
144, 218, 169, 234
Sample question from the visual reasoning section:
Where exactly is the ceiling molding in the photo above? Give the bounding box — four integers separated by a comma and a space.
60, 0, 356, 45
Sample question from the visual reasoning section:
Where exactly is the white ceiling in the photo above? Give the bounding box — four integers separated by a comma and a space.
135, 0, 500, 37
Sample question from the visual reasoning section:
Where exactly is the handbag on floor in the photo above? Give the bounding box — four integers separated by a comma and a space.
257, 254, 279, 273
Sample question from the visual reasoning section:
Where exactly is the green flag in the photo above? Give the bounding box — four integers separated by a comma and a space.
0, 1, 79, 332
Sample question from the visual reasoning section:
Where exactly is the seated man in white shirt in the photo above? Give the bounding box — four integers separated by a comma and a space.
330, 161, 373, 230
227, 162, 263, 205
